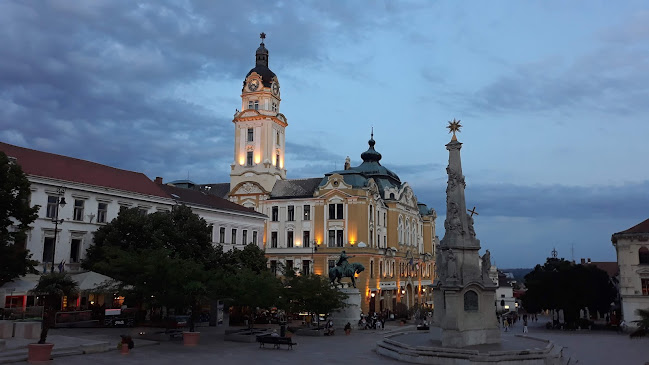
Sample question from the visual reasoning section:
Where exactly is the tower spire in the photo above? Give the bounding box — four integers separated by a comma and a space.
256, 32, 269, 67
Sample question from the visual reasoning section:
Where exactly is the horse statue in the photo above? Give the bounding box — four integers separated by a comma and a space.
329, 262, 365, 288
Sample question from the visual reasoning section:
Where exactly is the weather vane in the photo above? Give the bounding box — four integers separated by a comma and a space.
447, 118, 462, 140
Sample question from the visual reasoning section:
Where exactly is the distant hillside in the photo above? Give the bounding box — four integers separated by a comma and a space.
501, 268, 533, 282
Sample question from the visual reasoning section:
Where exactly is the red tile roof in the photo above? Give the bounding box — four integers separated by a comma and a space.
158, 184, 266, 217
0, 142, 169, 198
588, 262, 619, 277
612, 218, 649, 243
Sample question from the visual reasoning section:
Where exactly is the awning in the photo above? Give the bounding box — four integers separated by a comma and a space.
0, 271, 118, 296
70, 271, 117, 292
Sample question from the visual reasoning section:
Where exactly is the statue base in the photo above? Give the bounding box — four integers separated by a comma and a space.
330, 288, 361, 329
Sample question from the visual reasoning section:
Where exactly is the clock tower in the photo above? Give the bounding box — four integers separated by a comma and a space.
230, 33, 287, 196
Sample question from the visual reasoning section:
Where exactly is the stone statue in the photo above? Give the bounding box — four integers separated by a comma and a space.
436, 246, 447, 282
447, 249, 457, 279
467, 213, 476, 237
481, 250, 491, 279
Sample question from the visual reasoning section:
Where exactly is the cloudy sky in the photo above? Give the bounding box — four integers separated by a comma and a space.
2, 1, 648, 268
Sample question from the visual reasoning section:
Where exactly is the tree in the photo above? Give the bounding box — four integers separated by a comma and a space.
283, 273, 348, 328
0, 152, 39, 287
630, 308, 649, 337
522, 258, 617, 327
228, 268, 284, 328
30, 273, 79, 343
83, 205, 215, 325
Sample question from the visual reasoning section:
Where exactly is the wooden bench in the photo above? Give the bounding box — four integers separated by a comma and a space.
256, 335, 297, 350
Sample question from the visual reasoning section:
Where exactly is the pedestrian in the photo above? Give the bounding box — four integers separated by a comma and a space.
504, 318, 509, 332
523, 318, 528, 333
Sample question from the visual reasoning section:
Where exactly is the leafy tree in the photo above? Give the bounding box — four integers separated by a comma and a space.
30, 273, 79, 343
0, 152, 39, 286
522, 258, 616, 326
228, 268, 284, 328
83, 205, 215, 327
284, 273, 347, 328
630, 308, 649, 337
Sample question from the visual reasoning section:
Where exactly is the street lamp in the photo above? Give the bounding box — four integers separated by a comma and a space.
50, 187, 66, 273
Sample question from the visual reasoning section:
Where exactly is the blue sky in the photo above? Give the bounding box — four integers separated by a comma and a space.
1, 1, 648, 267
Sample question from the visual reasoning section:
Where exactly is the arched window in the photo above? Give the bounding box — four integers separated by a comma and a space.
398, 216, 404, 244
406, 220, 410, 245
464, 290, 479, 311
640, 247, 649, 264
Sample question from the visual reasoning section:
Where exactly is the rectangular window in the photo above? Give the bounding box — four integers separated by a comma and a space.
254, 100, 259, 110
97, 203, 107, 223
337, 204, 343, 219
286, 260, 294, 272
247, 128, 254, 142
287, 205, 294, 221
231, 229, 237, 244
287, 231, 294, 248
46, 196, 58, 219
138, 208, 148, 216
303, 231, 310, 248
370, 261, 374, 278
369, 205, 374, 222
276, 154, 280, 169
248, 101, 253, 109
242, 230, 248, 244
70, 239, 81, 263
336, 230, 344, 247
252, 231, 258, 244
43, 237, 54, 263
384, 213, 386, 227
272, 206, 278, 221
302, 260, 311, 275
276, 132, 280, 145
329, 203, 343, 219
73, 199, 84, 221
219, 227, 225, 243
303, 205, 311, 220
209, 226, 214, 242
383, 236, 386, 248
247, 151, 253, 166
328, 230, 336, 247
270, 260, 277, 275
328, 260, 336, 270
271, 232, 278, 248
643, 279, 649, 296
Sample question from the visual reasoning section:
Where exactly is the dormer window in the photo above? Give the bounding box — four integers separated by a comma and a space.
248, 100, 259, 110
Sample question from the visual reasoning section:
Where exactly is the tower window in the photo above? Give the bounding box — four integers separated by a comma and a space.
247, 151, 253, 166
272, 102, 277, 112
248, 100, 259, 110
276, 153, 280, 169
276, 132, 280, 145
247, 128, 254, 142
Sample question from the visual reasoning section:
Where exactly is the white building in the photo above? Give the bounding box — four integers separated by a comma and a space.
0, 142, 266, 309
611, 218, 649, 325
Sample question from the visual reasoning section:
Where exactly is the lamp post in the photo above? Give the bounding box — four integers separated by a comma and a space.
50, 187, 66, 273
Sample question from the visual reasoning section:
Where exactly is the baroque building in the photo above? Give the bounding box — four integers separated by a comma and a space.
611, 218, 649, 325
202, 35, 438, 314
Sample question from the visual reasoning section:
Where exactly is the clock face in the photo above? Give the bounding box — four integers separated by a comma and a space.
248, 79, 259, 91
272, 82, 280, 95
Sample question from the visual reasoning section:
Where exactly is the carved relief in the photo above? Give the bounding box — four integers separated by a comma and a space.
446, 166, 466, 193
447, 249, 458, 279
444, 202, 463, 234
240, 182, 262, 194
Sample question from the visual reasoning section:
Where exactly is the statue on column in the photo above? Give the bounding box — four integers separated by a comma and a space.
481, 250, 491, 280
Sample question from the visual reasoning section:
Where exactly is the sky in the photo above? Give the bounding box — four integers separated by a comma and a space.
1, 1, 648, 268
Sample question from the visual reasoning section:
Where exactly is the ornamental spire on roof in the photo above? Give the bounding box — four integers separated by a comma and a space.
256, 32, 269, 67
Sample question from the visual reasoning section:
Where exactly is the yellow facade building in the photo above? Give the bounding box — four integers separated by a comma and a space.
203, 35, 438, 314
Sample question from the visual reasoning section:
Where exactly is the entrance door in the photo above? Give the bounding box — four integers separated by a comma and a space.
369, 295, 376, 314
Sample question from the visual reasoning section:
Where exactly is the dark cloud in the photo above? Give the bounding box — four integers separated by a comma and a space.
0, 1, 400, 183
411, 180, 649, 220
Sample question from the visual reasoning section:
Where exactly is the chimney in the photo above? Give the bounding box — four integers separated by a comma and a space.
587, 258, 591, 264
344, 156, 351, 170
580, 258, 585, 264
155, 177, 163, 184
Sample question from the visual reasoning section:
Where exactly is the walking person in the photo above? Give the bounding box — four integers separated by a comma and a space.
523, 317, 528, 333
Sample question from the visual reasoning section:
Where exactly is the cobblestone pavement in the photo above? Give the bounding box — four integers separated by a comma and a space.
7, 317, 649, 365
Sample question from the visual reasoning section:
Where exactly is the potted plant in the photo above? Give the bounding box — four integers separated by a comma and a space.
28, 273, 79, 362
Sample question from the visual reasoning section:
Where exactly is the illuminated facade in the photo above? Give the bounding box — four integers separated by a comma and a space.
204, 35, 438, 314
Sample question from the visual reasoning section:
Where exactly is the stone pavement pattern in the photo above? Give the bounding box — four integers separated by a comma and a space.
4, 317, 648, 364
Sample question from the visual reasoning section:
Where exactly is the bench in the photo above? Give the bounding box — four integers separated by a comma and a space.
256, 335, 297, 350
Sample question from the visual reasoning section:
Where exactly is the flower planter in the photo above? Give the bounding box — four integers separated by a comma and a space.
28, 343, 54, 364
183, 331, 200, 346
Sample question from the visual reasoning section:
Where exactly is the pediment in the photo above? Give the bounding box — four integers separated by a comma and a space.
637, 267, 649, 276
320, 174, 352, 191
230, 181, 268, 196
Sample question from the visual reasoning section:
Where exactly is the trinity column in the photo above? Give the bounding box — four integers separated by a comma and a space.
432, 120, 500, 347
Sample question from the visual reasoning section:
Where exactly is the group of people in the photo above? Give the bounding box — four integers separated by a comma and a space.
501, 313, 535, 333
358, 312, 386, 330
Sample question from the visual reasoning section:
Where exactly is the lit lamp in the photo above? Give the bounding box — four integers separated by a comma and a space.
50, 187, 67, 273
401, 289, 405, 295
370, 292, 376, 298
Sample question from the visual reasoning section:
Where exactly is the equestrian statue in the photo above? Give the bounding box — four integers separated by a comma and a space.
329, 250, 365, 288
